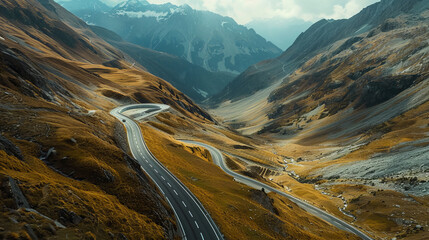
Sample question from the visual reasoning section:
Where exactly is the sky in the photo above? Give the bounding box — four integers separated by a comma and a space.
101, 0, 380, 24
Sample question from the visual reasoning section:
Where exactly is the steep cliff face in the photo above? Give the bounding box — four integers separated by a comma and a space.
61, 0, 282, 74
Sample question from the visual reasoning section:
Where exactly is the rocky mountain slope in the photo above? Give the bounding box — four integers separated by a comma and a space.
213, 0, 429, 177
90, 25, 235, 102
60, 0, 282, 74
212, 0, 429, 139
210, 1, 429, 238
214, 0, 429, 102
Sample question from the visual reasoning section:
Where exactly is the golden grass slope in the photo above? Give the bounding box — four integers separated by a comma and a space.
0, 91, 177, 239
0, 0, 216, 238
140, 120, 360, 240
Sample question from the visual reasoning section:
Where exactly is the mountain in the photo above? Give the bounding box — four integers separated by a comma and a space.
90, 25, 235, 102
0, 1, 366, 239
62, 0, 282, 74
214, 0, 429, 102
212, 0, 429, 139
210, 2, 429, 238
246, 17, 313, 50
57, 0, 111, 13
0, 0, 220, 238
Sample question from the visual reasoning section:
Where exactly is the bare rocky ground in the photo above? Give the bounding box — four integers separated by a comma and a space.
317, 138, 429, 196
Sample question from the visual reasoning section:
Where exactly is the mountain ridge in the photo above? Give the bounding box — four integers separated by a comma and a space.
213, 0, 429, 103
59, 0, 282, 74
90, 25, 235, 102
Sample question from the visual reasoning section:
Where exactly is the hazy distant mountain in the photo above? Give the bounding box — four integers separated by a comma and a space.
60, 0, 282, 74
246, 18, 313, 50
57, 0, 110, 12
90, 25, 235, 102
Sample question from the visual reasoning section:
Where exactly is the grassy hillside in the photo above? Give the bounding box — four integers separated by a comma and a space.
0, 0, 214, 238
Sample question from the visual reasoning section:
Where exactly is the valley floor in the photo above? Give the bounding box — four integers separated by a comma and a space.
207, 94, 429, 240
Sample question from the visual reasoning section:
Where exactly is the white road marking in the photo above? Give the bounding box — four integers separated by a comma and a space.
149, 164, 153, 168
145, 160, 148, 163
195, 221, 199, 229
111, 106, 224, 240
161, 176, 165, 180
189, 211, 193, 218
154, 169, 158, 173
182, 201, 187, 207
167, 182, 172, 187
173, 190, 178, 195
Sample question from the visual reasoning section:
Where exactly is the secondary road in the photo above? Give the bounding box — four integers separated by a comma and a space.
111, 104, 223, 240
181, 140, 373, 240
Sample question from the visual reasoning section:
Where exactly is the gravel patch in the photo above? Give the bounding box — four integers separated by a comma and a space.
318, 138, 429, 195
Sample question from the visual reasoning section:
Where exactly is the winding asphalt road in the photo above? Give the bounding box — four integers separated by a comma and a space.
181, 140, 374, 240
111, 104, 223, 240
111, 103, 372, 240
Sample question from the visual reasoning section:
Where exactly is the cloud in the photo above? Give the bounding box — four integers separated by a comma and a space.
100, 0, 380, 24
322, 0, 378, 20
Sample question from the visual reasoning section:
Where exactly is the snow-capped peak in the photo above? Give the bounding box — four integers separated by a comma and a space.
117, 0, 149, 10
116, 10, 169, 21
113, 1, 190, 21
